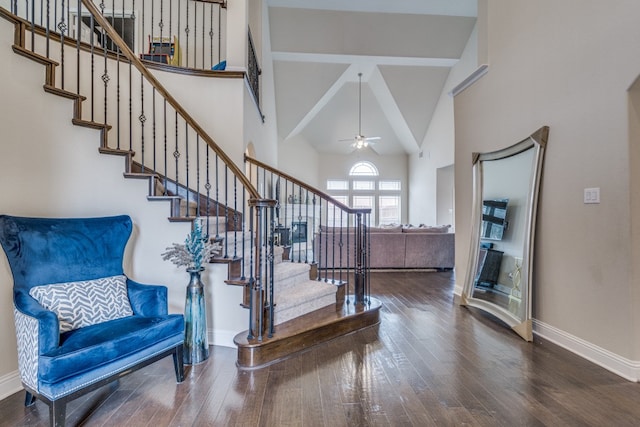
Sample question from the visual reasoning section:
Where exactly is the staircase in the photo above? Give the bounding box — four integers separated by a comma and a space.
0, 1, 380, 369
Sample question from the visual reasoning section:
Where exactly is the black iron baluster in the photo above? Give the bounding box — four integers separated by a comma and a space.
152, 88, 157, 170
128, 0, 135, 151
163, 99, 168, 194
150, 0, 154, 54
224, 165, 229, 257
76, 0, 80, 96
29, 0, 34, 52
139, 71, 145, 168
331, 202, 336, 280
304, 189, 309, 263
311, 195, 317, 269
193, 1, 197, 69
44, 0, 49, 57
90, 14, 95, 120
185, 122, 190, 219
205, 143, 211, 237
346, 218, 350, 303
184, 0, 189, 68
174, 111, 179, 198
159, 0, 164, 63
339, 210, 343, 284
209, 4, 213, 68
217, 4, 221, 63
110, 0, 115, 51
196, 134, 201, 217
201, 2, 205, 69
115, 1, 122, 149
241, 186, 246, 279
215, 152, 219, 240
283, 179, 288, 232
233, 176, 238, 259
58, 0, 66, 90
101, 1, 109, 127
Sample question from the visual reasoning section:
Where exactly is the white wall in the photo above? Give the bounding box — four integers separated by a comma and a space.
243, 0, 279, 168
408, 25, 479, 227
277, 135, 320, 188
453, 0, 640, 372
0, 17, 247, 399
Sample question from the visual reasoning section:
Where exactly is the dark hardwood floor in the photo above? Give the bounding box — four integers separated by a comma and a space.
3, 271, 640, 426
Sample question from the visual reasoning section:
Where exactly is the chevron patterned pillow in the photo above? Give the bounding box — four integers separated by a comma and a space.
29, 275, 134, 333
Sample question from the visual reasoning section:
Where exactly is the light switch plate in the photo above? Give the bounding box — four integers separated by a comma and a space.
584, 187, 600, 204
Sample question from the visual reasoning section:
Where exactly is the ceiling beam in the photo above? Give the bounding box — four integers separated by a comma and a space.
284, 65, 352, 140
272, 51, 458, 68
368, 67, 420, 154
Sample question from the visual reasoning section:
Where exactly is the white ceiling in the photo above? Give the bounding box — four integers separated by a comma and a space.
267, 0, 477, 155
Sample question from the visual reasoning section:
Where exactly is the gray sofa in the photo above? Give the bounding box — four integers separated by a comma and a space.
315, 225, 454, 270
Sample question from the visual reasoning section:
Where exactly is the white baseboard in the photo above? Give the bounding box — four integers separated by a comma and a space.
0, 370, 22, 401
453, 283, 464, 297
533, 319, 640, 382
209, 329, 238, 349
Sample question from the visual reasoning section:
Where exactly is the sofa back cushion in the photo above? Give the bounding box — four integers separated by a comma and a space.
402, 224, 451, 233
370, 224, 403, 233
30, 275, 133, 332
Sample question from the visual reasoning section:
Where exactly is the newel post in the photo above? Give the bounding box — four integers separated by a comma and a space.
353, 211, 369, 305
247, 198, 277, 341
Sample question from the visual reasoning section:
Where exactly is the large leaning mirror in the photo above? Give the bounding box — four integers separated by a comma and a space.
460, 126, 549, 341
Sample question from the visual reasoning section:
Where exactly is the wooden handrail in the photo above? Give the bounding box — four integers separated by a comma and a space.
244, 155, 371, 215
78, 0, 260, 200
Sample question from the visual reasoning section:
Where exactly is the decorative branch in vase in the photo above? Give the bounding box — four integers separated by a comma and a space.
161, 220, 222, 271
161, 220, 222, 365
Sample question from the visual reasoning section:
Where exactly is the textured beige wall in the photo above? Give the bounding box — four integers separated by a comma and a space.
454, 0, 640, 358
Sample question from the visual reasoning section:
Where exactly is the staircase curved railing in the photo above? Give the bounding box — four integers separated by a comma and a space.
4, 0, 273, 340
245, 155, 372, 306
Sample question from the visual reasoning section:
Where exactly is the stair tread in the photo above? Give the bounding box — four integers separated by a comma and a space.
43, 85, 86, 101
72, 118, 112, 130
13, 45, 58, 66
273, 280, 336, 310
274, 261, 310, 277
99, 147, 134, 156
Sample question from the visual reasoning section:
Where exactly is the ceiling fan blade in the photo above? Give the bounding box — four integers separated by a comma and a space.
364, 136, 381, 142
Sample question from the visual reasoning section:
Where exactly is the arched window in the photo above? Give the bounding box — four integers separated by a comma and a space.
349, 161, 379, 176
327, 160, 401, 225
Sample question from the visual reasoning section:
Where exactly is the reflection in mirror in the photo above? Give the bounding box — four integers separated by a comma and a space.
461, 127, 549, 341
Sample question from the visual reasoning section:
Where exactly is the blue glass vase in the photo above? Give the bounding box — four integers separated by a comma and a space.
184, 267, 209, 365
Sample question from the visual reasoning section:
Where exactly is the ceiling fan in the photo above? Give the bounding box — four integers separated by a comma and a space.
340, 73, 381, 151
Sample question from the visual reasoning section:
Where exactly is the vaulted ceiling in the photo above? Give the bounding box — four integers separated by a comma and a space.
267, 0, 477, 156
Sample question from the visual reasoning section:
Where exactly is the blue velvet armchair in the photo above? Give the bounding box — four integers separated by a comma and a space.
0, 215, 185, 427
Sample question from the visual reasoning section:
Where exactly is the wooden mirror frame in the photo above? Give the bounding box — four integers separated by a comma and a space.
460, 126, 549, 341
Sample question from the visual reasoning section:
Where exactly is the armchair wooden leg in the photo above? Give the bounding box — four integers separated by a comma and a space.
173, 344, 185, 383
50, 400, 66, 427
24, 391, 36, 407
